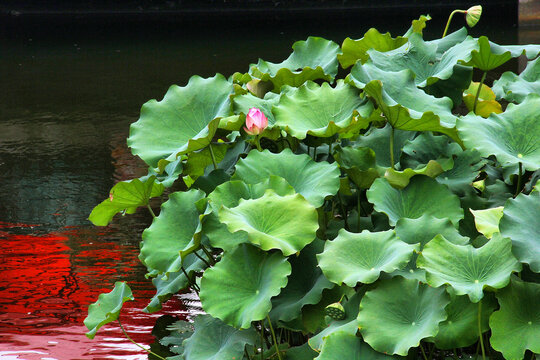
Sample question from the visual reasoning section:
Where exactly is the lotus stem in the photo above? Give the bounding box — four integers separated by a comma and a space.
255, 135, 263, 152
180, 266, 199, 292
337, 193, 350, 231
357, 191, 361, 232
328, 141, 333, 162
146, 204, 156, 219
266, 315, 282, 360
443, 9, 467, 38
419, 342, 429, 360
201, 245, 216, 265
478, 300, 486, 360
390, 126, 395, 170
515, 162, 523, 197
118, 318, 167, 360
453, 348, 459, 360
313, 147, 318, 160
245, 347, 252, 360
208, 143, 218, 170
473, 71, 487, 114
194, 251, 212, 268
260, 322, 265, 360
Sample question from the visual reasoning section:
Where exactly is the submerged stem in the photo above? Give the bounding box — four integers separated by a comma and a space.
266, 315, 282, 360
118, 318, 167, 360
478, 300, 486, 360
443, 9, 466, 38
473, 71, 487, 114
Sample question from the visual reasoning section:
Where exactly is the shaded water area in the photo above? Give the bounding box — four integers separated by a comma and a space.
0, 9, 534, 359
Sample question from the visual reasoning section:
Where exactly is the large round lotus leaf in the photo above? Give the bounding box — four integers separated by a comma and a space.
493, 57, 540, 103
270, 239, 334, 323
139, 189, 206, 275
430, 290, 497, 349
233, 149, 340, 207
338, 28, 408, 68
182, 314, 257, 360
127, 74, 233, 168
357, 277, 450, 356
273, 81, 374, 140
316, 331, 400, 360
200, 244, 291, 329
317, 229, 418, 286
500, 190, 540, 272
249, 36, 340, 90
218, 190, 318, 256
367, 32, 477, 87
395, 214, 469, 248
367, 176, 463, 226
490, 278, 540, 360
417, 233, 521, 303
84, 281, 134, 339
457, 94, 540, 171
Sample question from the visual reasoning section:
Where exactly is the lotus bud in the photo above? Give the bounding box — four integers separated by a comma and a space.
465, 5, 482, 27
243, 108, 268, 135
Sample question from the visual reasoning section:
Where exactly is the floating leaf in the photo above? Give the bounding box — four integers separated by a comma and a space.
463, 82, 503, 117
493, 56, 540, 104
182, 314, 257, 360
500, 190, 540, 272
273, 81, 374, 140
84, 281, 134, 339
489, 278, 540, 360
457, 95, 540, 171
218, 190, 318, 256
127, 74, 232, 168
358, 277, 450, 356
200, 244, 291, 329
89, 176, 164, 226
318, 229, 418, 286
367, 176, 463, 226
233, 149, 340, 207
417, 233, 521, 302
470, 207, 503, 239
139, 189, 206, 274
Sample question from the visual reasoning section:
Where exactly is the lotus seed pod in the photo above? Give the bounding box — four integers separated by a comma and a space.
325, 302, 346, 320
466, 5, 482, 27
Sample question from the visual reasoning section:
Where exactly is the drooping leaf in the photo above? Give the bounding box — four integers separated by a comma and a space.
233, 149, 340, 207
436, 149, 487, 195
457, 95, 540, 171
89, 176, 164, 226
127, 74, 233, 168
417, 233, 522, 302
470, 206, 504, 239
273, 81, 374, 140
141, 158, 183, 188
334, 145, 379, 189
318, 229, 418, 286
139, 189, 206, 274
489, 278, 540, 360
367, 176, 463, 226
316, 331, 399, 360
181, 315, 257, 360
384, 161, 447, 189
357, 277, 450, 356
499, 190, 540, 272
218, 190, 318, 256
200, 244, 291, 329
493, 56, 540, 104
464, 36, 512, 71
84, 281, 134, 339
463, 82, 503, 117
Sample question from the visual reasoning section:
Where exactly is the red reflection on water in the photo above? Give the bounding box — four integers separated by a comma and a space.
0, 222, 187, 360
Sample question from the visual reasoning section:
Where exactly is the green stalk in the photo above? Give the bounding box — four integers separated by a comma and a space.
118, 318, 167, 360
328, 141, 333, 162
453, 348, 459, 360
442, 9, 467, 38
419, 343, 429, 360
193, 251, 212, 268
357, 191, 361, 232
245, 347, 252, 360
515, 162, 523, 197
255, 135, 263, 151
266, 315, 282, 360
201, 245, 216, 266
260, 322, 265, 360
337, 193, 349, 231
146, 204, 156, 219
389, 126, 395, 170
208, 143, 218, 170
473, 71, 487, 114
313, 147, 318, 161
478, 300, 486, 360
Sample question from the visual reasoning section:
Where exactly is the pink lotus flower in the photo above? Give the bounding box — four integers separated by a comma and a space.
244, 108, 268, 136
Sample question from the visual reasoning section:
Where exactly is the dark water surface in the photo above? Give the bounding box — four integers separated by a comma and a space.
0, 14, 531, 359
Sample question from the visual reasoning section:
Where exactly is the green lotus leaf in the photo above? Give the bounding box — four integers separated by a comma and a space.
384, 160, 446, 189
424, 64, 473, 107
401, 131, 461, 170
405, 14, 431, 36
141, 158, 183, 188
490, 278, 540, 360
464, 36, 512, 71
417, 233, 521, 302
334, 145, 379, 189
84, 281, 134, 339
395, 214, 469, 248
285, 343, 319, 360
181, 314, 257, 360
89, 176, 164, 226
249, 37, 340, 90
367, 176, 463, 226
308, 290, 363, 351
139, 189, 206, 274
233, 91, 280, 126
347, 64, 460, 143
367, 32, 477, 87
270, 239, 334, 324
273, 81, 374, 140
218, 190, 318, 256
430, 290, 497, 349
338, 28, 408, 68
144, 253, 206, 313
183, 144, 227, 179
500, 190, 540, 272
470, 206, 504, 239
233, 149, 340, 207
316, 331, 399, 360
493, 56, 540, 103
318, 229, 418, 286
358, 277, 450, 356
355, 123, 414, 168
127, 74, 233, 168
200, 244, 291, 329
463, 82, 503, 117
436, 149, 487, 195
457, 95, 540, 171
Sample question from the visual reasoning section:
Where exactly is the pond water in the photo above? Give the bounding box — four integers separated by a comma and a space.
0, 14, 532, 360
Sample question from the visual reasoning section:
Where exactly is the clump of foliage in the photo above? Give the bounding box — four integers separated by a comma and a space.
84, 10, 540, 360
